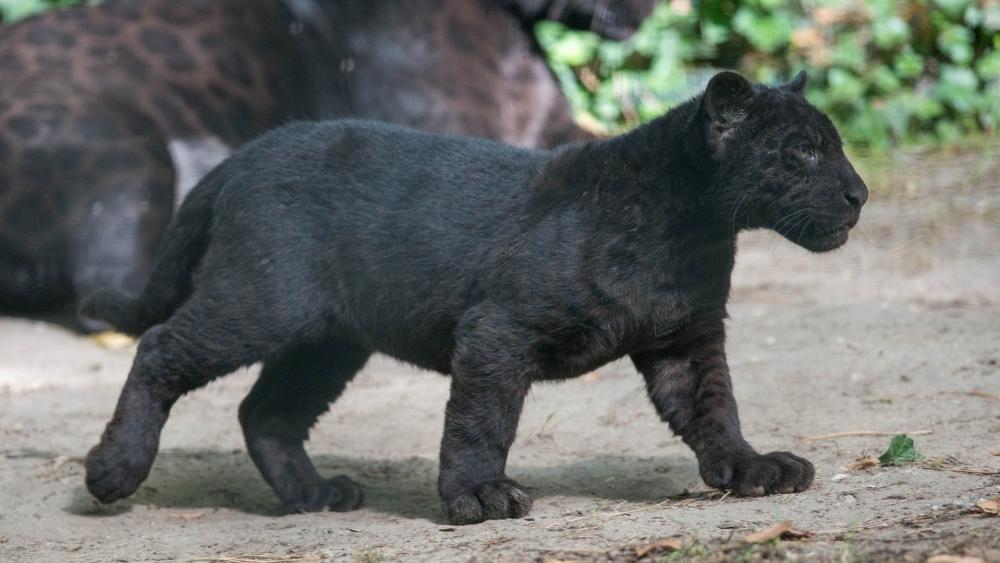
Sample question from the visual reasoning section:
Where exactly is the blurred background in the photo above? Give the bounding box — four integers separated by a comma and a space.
4, 0, 998, 152
539, 0, 1000, 152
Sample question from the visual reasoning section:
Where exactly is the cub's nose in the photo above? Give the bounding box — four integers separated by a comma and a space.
843, 176, 868, 210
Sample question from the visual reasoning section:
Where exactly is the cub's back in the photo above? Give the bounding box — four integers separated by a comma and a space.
204, 120, 553, 367
217, 119, 550, 237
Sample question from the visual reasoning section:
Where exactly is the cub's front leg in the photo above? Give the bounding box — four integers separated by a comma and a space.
438, 305, 534, 525
631, 317, 814, 496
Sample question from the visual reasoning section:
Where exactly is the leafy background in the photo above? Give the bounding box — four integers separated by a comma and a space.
0, 0, 84, 22
537, 0, 1000, 151
2, 0, 998, 151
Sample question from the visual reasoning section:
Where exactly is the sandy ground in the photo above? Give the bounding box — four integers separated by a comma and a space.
1, 148, 998, 562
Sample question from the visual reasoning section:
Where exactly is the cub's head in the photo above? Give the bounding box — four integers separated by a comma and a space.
700, 71, 868, 252
507, 0, 657, 40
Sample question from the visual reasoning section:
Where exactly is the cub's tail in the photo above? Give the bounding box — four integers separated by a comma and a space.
79, 164, 226, 336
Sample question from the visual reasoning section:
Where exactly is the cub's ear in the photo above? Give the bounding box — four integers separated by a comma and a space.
783, 70, 808, 95
703, 71, 753, 124
703, 71, 753, 160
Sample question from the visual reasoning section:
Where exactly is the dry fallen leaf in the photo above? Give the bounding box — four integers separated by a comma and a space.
843, 456, 880, 471
172, 510, 207, 520
926, 556, 986, 563
973, 497, 999, 515
88, 331, 135, 349
634, 538, 683, 558
780, 528, 813, 540
743, 521, 793, 543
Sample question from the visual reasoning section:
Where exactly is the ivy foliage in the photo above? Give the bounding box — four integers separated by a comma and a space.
0, 0, 84, 22
537, 0, 1000, 150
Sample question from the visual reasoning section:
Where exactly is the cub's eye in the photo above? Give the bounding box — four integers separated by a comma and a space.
795, 143, 817, 161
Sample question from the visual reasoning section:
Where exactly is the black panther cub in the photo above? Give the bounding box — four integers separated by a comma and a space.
82, 71, 867, 524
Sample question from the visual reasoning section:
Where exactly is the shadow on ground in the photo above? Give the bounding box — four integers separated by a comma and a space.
65, 450, 695, 522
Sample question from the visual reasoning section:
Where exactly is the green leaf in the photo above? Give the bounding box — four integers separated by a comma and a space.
597, 41, 629, 69
874, 15, 910, 49
914, 95, 945, 120
982, 4, 1000, 31
975, 51, 1000, 81
894, 49, 925, 79
534, 21, 565, 50
844, 105, 891, 150
964, 5, 983, 28
935, 0, 972, 20
878, 434, 922, 466
827, 68, 866, 104
732, 7, 792, 53
936, 65, 980, 113
832, 33, 866, 72
935, 120, 965, 143
871, 65, 901, 94
548, 30, 600, 66
882, 93, 916, 137
637, 95, 669, 122
755, 0, 786, 10
937, 24, 974, 65
0, 0, 49, 21
701, 20, 730, 46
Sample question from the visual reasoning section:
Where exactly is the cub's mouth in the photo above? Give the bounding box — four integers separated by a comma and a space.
796, 222, 852, 253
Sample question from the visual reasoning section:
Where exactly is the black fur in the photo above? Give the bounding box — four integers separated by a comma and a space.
82, 72, 868, 524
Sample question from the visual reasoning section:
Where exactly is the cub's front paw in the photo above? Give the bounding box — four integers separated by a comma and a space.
85, 439, 155, 503
700, 451, 814, 496
442, 478, 533, 525
281, 475, 364, 514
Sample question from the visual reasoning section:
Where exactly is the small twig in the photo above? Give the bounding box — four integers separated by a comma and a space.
810, 505, 969, 537
546, 491, 721, 531
483, 536, 514, 548
942, 390, 1000, 402
186, 554, 321, 563
526, 547, 610, 555
806, 429, 931, 441
565, 497, 674, 523
917, 458, 1000, 476
938, 466, 1000, 476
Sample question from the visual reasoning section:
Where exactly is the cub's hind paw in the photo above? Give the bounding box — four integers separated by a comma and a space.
281, 475, 364, 513
443, 478, 532, 525
701, 451, 814, 496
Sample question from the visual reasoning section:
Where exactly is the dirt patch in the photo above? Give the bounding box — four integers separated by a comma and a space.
1, 149, 998, 562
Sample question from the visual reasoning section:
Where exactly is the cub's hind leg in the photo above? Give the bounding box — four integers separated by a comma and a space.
239, 340, 370, 513
85, 296, 296, 503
